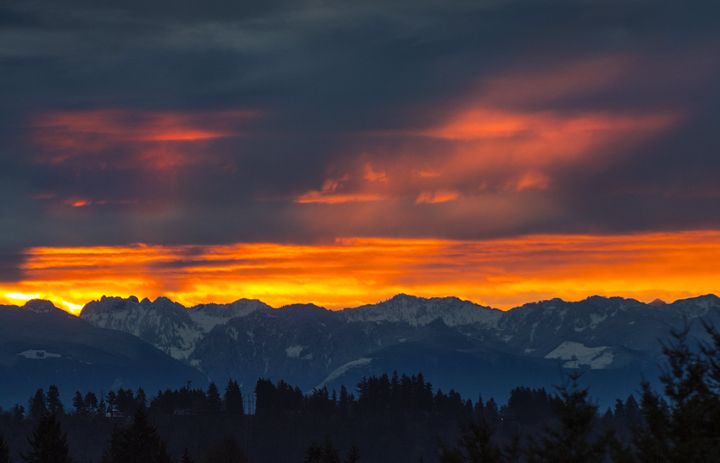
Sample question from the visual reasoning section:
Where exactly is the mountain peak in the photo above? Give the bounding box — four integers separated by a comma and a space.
23, 299, 60, 314
343, 294, 500, 327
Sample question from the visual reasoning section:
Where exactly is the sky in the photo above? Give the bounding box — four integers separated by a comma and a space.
1, 0, 719, 313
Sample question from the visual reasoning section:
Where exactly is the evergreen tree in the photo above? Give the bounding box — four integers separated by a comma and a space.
84, 392, 98, 414
72, 391, 86, 415
0, 434, 10, 463
633, 325, 720, 462
136, 388, 147, 409
439, 419, 502, 463
101, 409, 172, 463
223, 380, 244, 415
22, 414, 72, 463
106, 391, 117, 417
526, 374, 607, 463
46, 385, 64, 416
28, 389, 47, 421
206, 383, 222, 414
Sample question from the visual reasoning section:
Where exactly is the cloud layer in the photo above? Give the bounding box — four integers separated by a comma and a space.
1, 0, 719, 305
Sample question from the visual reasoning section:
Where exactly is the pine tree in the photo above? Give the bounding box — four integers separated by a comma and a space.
28, 389, 47, 421
0, 434, 10, 463
101, 409, 172, 463
46, 385, 64, 416
206, 383, 222, 414
84, 392, 98, 414
526, 373, 607, 463
633, 325, 720, 462
439, 419, 502, 463
22, 414, 72, 463
72, 392, 86, 416
223, 380, 244, 415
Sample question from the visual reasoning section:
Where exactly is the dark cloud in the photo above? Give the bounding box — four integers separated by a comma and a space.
0, 0, 719, 270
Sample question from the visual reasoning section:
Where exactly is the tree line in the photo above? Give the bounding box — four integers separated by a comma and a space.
1, 325, 720, 462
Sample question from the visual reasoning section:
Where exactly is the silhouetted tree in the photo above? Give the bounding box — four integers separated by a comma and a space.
46, 385, 64, 416
633, 325, 720, 462
84, 392, 98, 414
303, 439, 341, 463
72, 391, 86, 415
439, 419, 502, 463
101, 409, 171, 463
204, 437, 248, 463
223, 380, 244, 415
0, 434, 10, 463
28, 390, 47, 421
206, 383, 222, 414
526, 373, 607, 463
22, 414, 72, 463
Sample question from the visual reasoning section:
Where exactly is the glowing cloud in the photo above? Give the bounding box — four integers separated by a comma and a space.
1, 231, 719, 314
31, 109, 259, 171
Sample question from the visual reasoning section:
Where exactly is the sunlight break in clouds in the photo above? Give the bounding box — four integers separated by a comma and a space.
1, 231, 719, 314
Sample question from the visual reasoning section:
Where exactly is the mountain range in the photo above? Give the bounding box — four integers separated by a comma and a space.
2, 293, 719, 407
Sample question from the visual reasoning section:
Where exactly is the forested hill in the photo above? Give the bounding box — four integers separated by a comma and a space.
2, 324, 720, 463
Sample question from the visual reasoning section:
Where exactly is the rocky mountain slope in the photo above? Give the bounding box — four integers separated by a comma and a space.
76, 293, 720, 404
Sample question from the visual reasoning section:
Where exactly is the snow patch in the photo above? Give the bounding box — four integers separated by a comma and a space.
545, 341, 614, 370
316, 358, 372, 389
18, 349, 61, 360
285, 345, 306, 359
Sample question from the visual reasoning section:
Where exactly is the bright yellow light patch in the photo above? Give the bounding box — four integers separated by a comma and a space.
1, 231, 719, 314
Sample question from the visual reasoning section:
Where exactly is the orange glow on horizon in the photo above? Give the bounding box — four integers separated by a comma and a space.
1, 231, 719, 315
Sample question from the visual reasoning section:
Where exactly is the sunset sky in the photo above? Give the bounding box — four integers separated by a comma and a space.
1, 1, 719, 313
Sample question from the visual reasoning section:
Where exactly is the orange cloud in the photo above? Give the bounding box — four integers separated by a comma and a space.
296, 174, 387, 204
31, 109, 259, 171
323, 55, 679, 207
415, 190, 461, 204
1, 231, 719, 314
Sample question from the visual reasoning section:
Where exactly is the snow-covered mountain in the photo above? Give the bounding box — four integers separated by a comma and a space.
75, 293, 720, 404
342, 294, 502, 327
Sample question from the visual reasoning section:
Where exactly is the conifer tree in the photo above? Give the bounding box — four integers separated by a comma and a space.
84, 392, 98, 414
526, 373, 607, 463
206, 383, 222, 414
101, 409, 172, 463
46, 385, 64, 416
223, 380, 244, 415
28, 389, 47, 421
439, 419, 503, 463
22, 414, 72, 463
633, 325, 720, 462
72, 392, 86, 415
